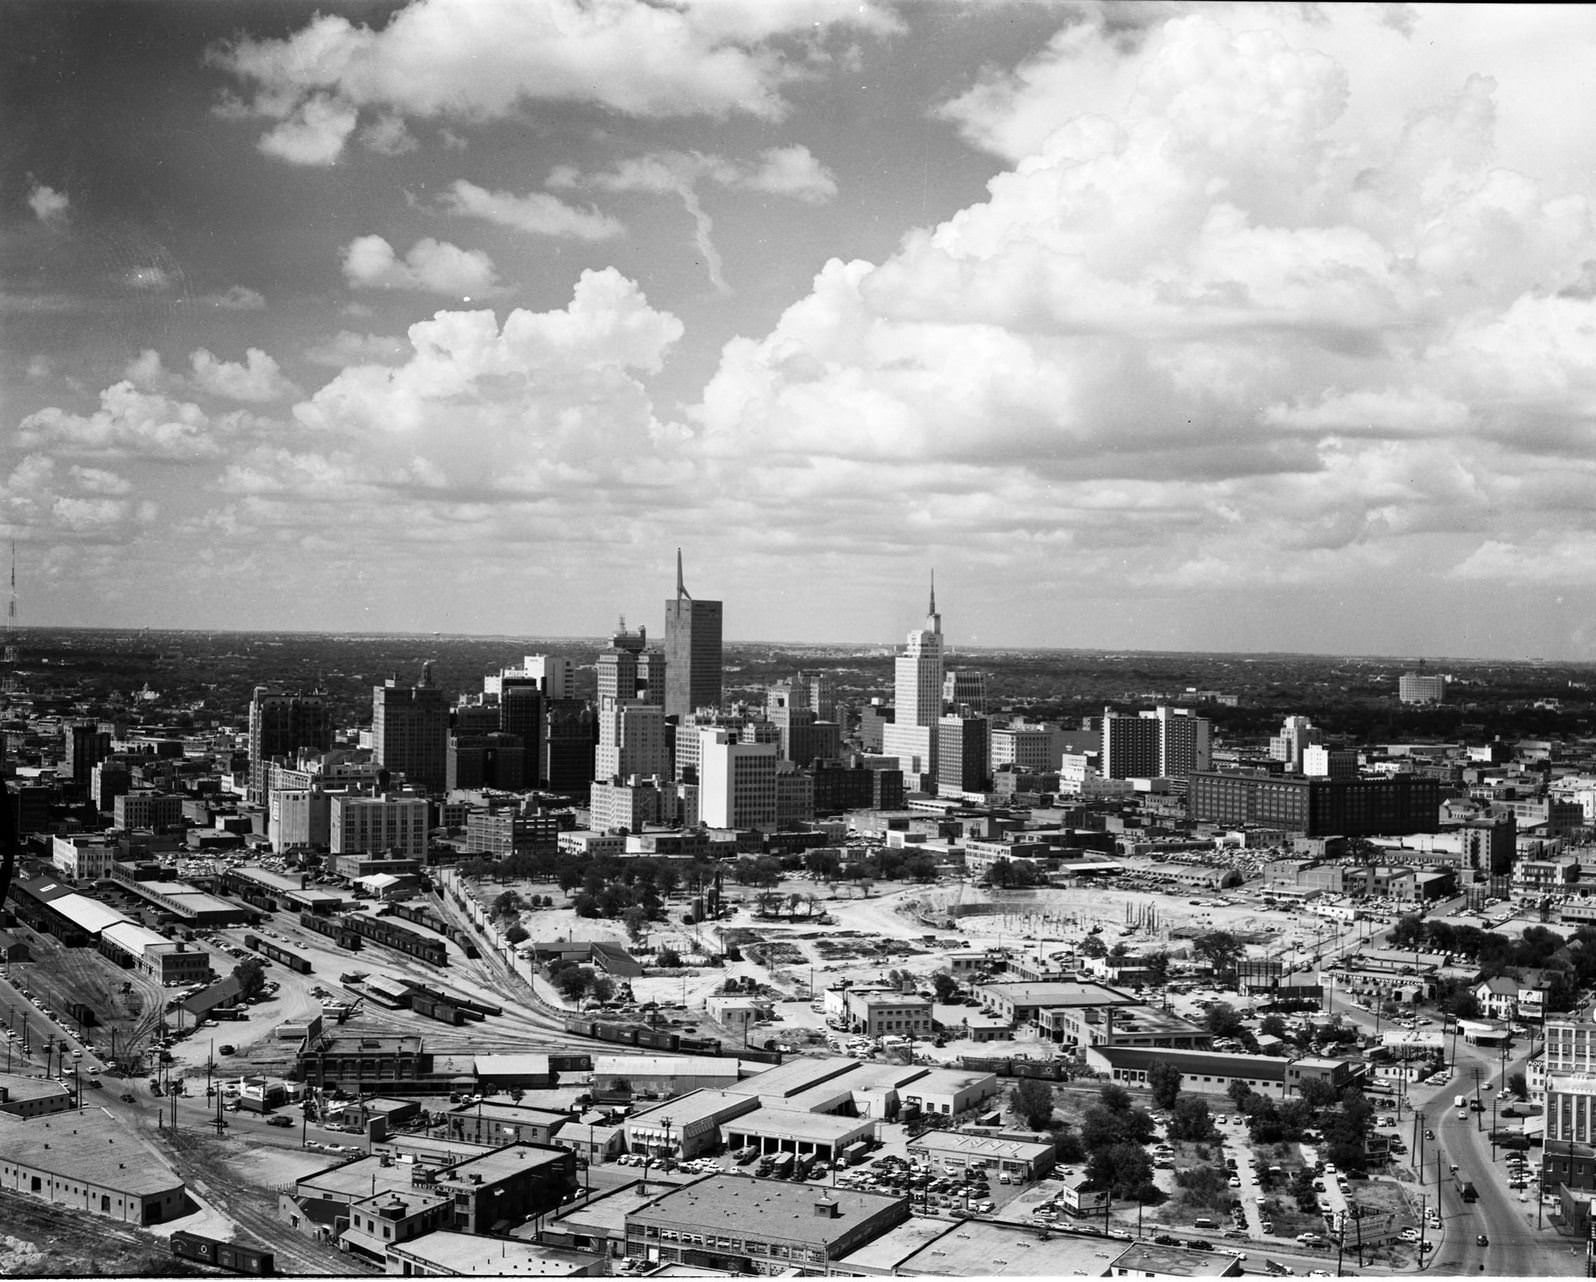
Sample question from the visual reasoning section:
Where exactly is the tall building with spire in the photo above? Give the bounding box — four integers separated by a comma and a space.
882, 575, 945, 793
663, 549, 723, 721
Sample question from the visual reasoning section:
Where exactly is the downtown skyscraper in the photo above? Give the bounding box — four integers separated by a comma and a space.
663, 549, 722, 721
882, 575, 945, 793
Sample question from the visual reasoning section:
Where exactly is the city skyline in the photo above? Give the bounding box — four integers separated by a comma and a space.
6, 4, 1596, 661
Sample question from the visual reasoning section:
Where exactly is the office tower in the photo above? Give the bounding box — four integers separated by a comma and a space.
938, 715, 990, 795
543, 699, 597, 796
64, 721, 111, 784
1399, 671, 1447, 704
882, 575, 944, 792
766, 680, 841, 766
1302, 745, 1358, 780
807, 672, 836, 722
594, 623, 664, 707
1269, 715, 1322, 771
698, 726, 777, 830
943, 670, 988, 717
499, 681, 545, 785
523, 656, 574, 701
1100, 706, 1210, 782
990, 724, 1064, 774
248, 686, 332, 804
329, 790, 429, 860
448, 731, 526, 791
663, 549, 723, 720
1187, 771, 1440, 836
595, 699, 671, 784
372, 666, 449, 793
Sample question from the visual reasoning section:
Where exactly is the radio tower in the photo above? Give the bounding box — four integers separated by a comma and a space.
2, 542, 16, 695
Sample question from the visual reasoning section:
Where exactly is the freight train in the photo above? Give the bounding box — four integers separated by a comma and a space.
404, 982, 501, 1019
298, 912, 362, 950
242, 932, 313, 974
340, 911, 448, 966
170, 1231, 275, 1275
379, 901, 481, 959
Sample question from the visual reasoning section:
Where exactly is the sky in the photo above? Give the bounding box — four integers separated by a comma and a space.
4, 2, 1596, 661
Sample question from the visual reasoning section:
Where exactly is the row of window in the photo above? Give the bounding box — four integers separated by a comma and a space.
634, 1228, 823, 1262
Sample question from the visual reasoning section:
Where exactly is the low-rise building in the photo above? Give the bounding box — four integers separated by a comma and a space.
0, 1114, 186, 1225
977, 980, 1141, 1026
905, 1130, 1054, 1182
338, 1190, 452, 1266
1085, 1046, 1292, 1098
624, 1174, 910, 1275
625, 1091, 760, 1161
445, 1102, 568, 1148
1106, 1240, 1246, 1278
0, 1076, 73, 1119
841, 990, 933, 1040
721, 1107, 876, 1162
385, 1230, 606, 1276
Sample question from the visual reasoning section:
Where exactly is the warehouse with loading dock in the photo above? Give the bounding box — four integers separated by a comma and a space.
0, 1115, 187, 1225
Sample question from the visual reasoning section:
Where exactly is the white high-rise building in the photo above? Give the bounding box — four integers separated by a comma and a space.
698, 726, 777, 830
486, 655, 575, 701
882, 577, 944, 792
595, 699, 670, 784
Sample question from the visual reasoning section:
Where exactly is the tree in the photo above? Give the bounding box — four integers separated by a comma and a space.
1099, 1083, 1133, 1114
1169, 1096, 1216, 1142
931, 972, 960, 1004
1204, 1003, 1245, 1038
1259, 1014, 1288, 1040
1193, 931, 1243, 982
1227, 1080, 1255, 1111
1143, 951, 1171, 984
656, 946, 682, 969
492, 890, 524, 919
1508, 1071, 1528, 1098
1147, 1061, 1184, 1111
1012, 1078, 1056, 1130
504, 923, 528, 946
232, 958, 266, 1000
1086, 1142, 1154, 1199
1079, 934, 1108, 959
622, 905, 649, 945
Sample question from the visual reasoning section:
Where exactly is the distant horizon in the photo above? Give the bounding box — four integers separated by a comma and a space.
10, 622, 1592, 671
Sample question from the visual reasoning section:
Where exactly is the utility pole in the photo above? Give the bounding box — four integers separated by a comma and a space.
1417, 1192, 1428, 1260
1474, 1065, 1483, 1129
1335, 1210, 1346, 1277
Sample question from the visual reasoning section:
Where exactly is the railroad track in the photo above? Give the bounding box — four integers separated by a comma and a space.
157, 1129, 357, 1276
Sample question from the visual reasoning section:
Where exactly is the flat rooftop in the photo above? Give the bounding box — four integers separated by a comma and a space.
829, 1209, 952, 1273
0, 1073, 74, 1103
978, 981, 1139, 1007
298, 1154, 413, 1201
728, 1107, 874, 1142
436, 1142, 569, 1188
629, 1173, 905, 1246
907, 1132, 1053, 1161
314, 1034, 424, 1054
1107, 1241, 1244, 1276
449, 1101, 568, 1127
389, 1230, 601, 1275
892, 1221, 1123, 1276
725, 1056, 860, 1101
629, 1089, 759, 1131
543, 1178, 675, 1238
0, 1115, 183, 1197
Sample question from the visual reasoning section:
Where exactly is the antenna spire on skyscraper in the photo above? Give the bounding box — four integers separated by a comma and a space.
676, 547, 692, 601
929, 568, 936, 618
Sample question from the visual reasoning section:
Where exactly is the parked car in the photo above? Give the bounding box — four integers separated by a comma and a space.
268, 1114, 293, 1127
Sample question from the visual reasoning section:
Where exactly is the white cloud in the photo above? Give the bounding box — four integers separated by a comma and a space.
209, 0, 897, 164
202, 285, 267, 310
685, 6, 1596, 607
550, 145, 837, 290
340, 234, 502, 297
358, 113, 419, 156
17, 383, 258, 460
256, 93, 359, 166
189, 348, 301, 402
442, 180, 624, 240
0, 456, 153, 543
27, 182, 68, 223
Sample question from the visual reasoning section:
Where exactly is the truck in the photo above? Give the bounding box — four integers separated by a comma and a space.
1460, 1181, 1479, 1203
1454, 1095, 1466, 1109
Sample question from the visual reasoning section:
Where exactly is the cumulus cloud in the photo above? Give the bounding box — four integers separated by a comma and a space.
18, 383, 261, 460
189, 348, 301, 402
202, 285, 267, 310
550, 145, 837, 291
687, 5, 1596, 603
27, 182, 69, 223
340, 234, 502, 297
291, 267, 682, 493
209, 0, 898, 165
0, 456, 157, 543
442, 180, 624, 241
358, 113, 419, 156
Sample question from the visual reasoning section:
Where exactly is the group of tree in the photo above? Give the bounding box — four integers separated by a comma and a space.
1389, 914, 1593, 1011
1081, 1085, 1162, 1202
232, 957, 266, 1000
1227, 1077, 1374, 1172
1192, 930, 1245, 983
547, 959, 615, 1005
